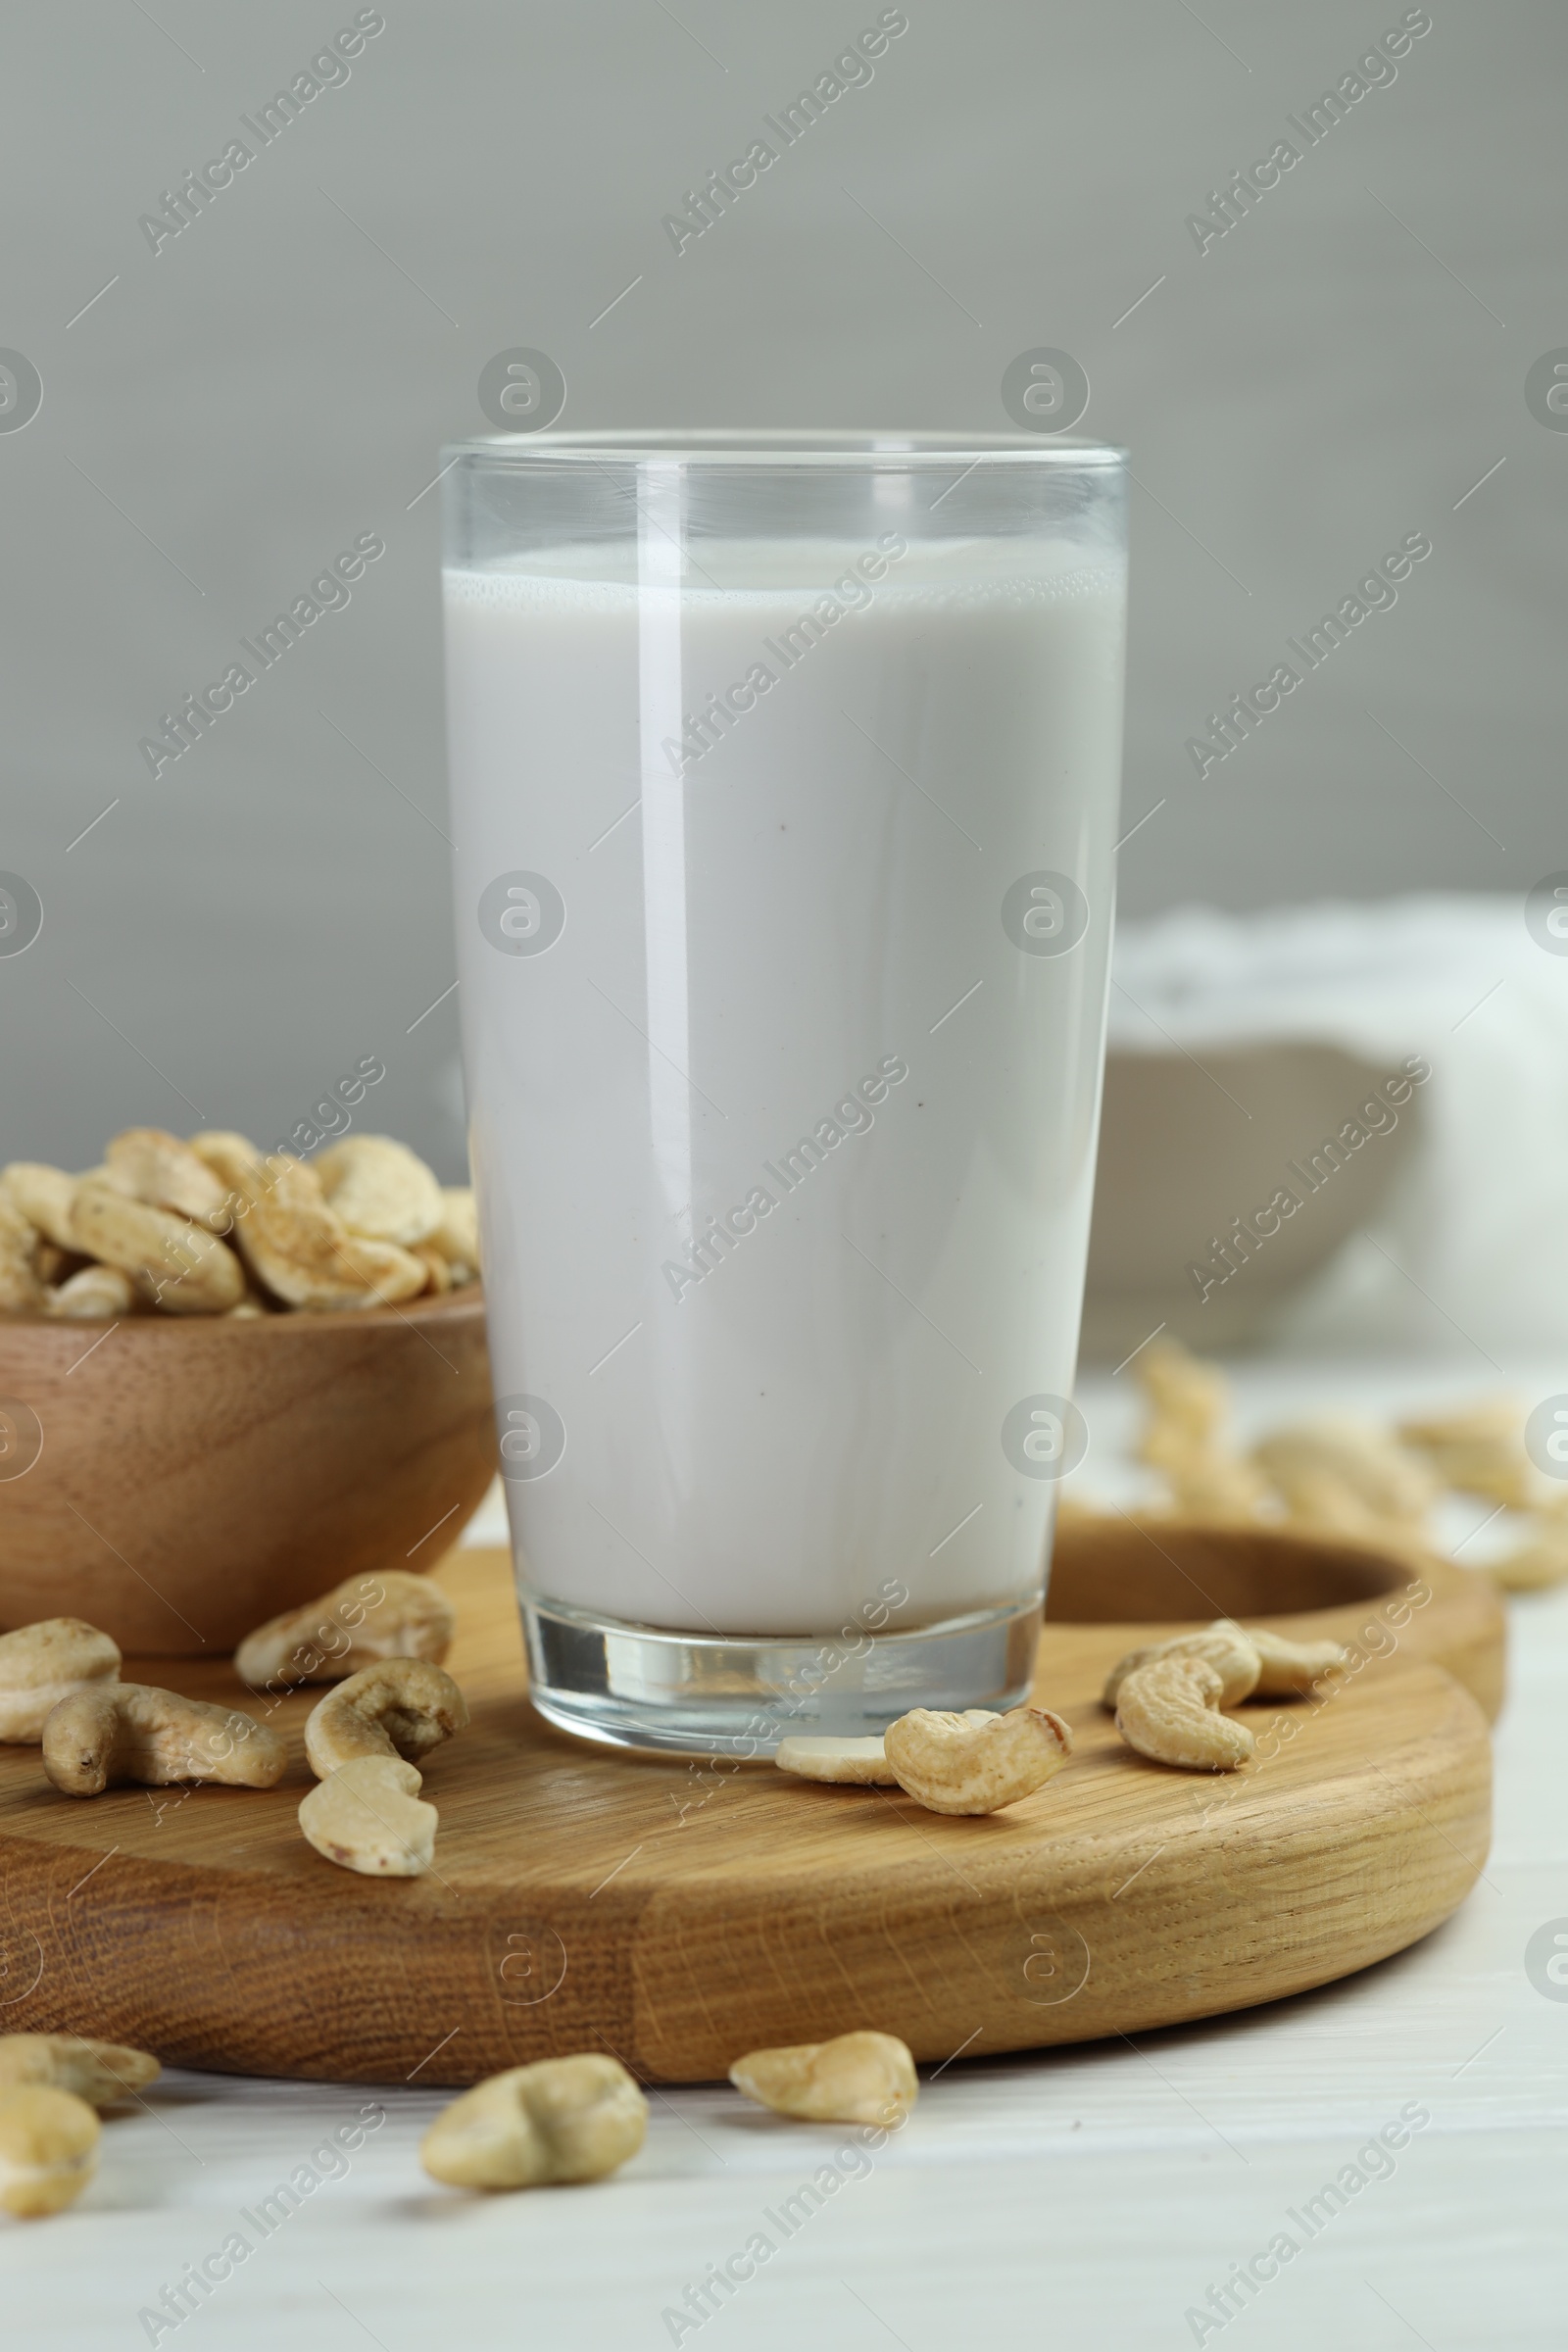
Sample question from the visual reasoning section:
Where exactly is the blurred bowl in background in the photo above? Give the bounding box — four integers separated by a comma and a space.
1081, 1043, 1420, 1360
0, 1292, 495, 1654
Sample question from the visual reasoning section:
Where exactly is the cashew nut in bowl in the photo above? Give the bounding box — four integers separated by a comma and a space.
408, 1243, 452, 1296
314, 1135, 444, 1248
1113, 1654, 1255, 1772
0, 1620, 122, 1743
1102, 1622, 1262, 1712
729, 2032, 917, 2127
235, 1571, 455, 1690
226, 1153, 427, 1312
432, 1186, 480, 1282
185, 1131, 265, 1210
0, 2034, 159, 2109
1, 1162, 80, 1252
44, 1265, 138, 1321
420, 2056, 648, 2191
42, 1685, 286, 1795
70, 1181, 245, 1315
303, 1658, 468, 1779
103, 1127, 232, 1232
298, 1757, 438, 1877
0, 2086, 101, 2218
882, 1704, 1072, 1816
0, 1194, 47, 1313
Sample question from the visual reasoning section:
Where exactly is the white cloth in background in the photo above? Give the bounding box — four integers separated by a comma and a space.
1107, 895, 1568, 1354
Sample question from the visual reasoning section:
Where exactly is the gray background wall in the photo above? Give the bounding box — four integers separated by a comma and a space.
2, 0, 1559, 1177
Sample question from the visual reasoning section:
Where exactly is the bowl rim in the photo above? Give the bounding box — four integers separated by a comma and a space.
0, 1284, 486, 1342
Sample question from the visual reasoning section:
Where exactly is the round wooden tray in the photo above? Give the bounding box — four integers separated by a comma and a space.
0, 1522, 1501, 2086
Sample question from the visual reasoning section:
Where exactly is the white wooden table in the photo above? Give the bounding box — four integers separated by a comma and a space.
13, 1356, 1567, 2351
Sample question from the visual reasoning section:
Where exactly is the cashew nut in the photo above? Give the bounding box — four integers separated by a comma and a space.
409, 1242, 452, 1296
1134, 1340, 1267, 1520
103, 1128, 231, 1232
1244, 1625, 1348, 1694
314, 1136, 444, 1248
774, 1735, 901, 1786
729, 2031, 917, 2128
0, 1193, 46, 1314
0, 2086, 101, 2218
303, 1658, 468, 1779
2, 1163, 79, 1252
1396, 1397, 1538, 1511
0, 1619, 122, 1742
187, 1131, 265, 1203
420, 2055, 648, 2190
1102, 1622, 1261, 1711
1252, 1418, 1435, 1539
1488, 1503, 1568, 1592
882, 1704, 1072, 1816
0, 2034, 159, 2109
43, 1684, 287, 1795
45, 1265, 137, 1321
71, 1182, 244, 1316
433, 1186, 480, 1279
1114, 1653, 1255, 1772
298, 1756, 438, 1876
230, 1154, 427, 1311
1135, 1338, 1230, 1452
1161, 1453, 1269, 1522
236, 1571, 456, 1690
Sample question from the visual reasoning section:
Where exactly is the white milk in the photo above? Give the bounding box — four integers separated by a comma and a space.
445, 532, 1124, 1636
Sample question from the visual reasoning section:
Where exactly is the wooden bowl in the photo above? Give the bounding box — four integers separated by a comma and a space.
0, 1292, 496, 1655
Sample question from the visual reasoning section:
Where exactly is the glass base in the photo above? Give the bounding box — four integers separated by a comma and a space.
518, 1592, 1044, 1756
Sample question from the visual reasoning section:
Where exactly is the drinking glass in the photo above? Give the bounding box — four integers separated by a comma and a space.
443, 431, 1126, 1753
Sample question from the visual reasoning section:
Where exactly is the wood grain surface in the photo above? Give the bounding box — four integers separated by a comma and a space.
0, 1522, 1497, 2086
0, 1291, 495, 1652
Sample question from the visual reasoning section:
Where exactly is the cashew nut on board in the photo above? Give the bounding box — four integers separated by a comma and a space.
235, 1571, 455, 1690
882, 1704, 1072, 1815
1113, 1653, 1255, 1772
0, 1619, 122, 1743
42, 1685, 286, 1795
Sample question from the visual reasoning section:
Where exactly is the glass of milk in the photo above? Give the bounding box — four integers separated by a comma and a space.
443, 432, 1126, 1753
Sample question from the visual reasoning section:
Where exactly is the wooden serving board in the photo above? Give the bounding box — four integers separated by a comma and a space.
0, 1527, 1499, 2086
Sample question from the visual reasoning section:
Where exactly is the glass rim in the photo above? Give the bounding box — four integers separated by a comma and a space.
442, 427, 1125, 470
